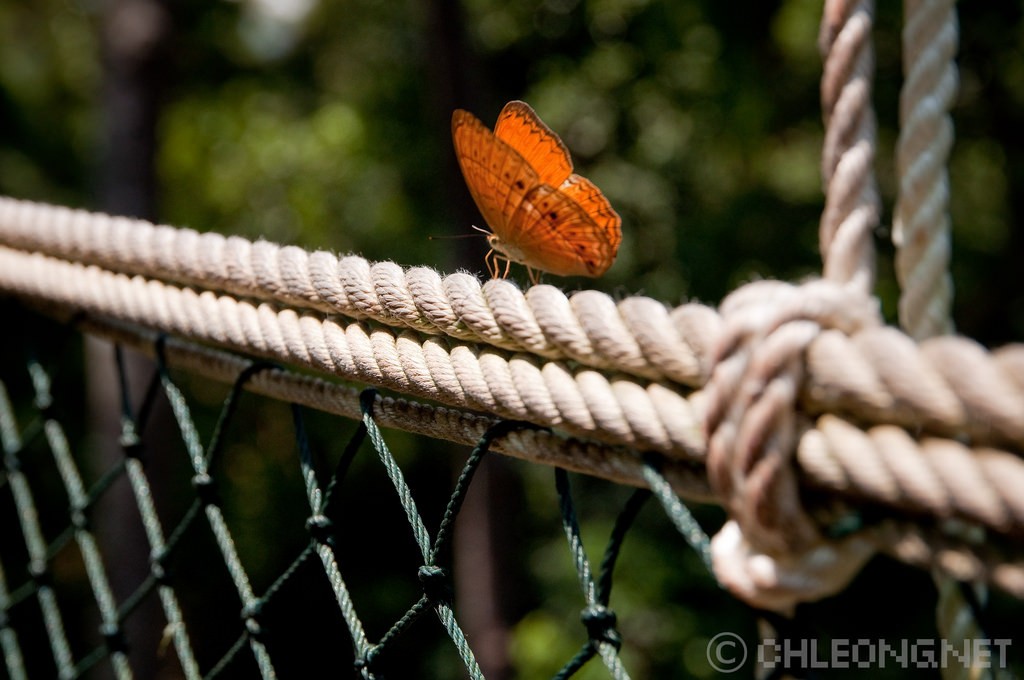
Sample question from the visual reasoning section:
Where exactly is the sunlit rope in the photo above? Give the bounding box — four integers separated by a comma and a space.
817, 0, 880, 295
891, 3, 983, 676
1, 210, 1023, 604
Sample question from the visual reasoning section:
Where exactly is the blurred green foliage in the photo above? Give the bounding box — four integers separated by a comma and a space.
3, 0, 1024, 677
4, 0, 1024, 331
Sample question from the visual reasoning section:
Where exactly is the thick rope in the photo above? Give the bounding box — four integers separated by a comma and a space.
891, 4, 977, 675
2, 246, 1024, 546
894, 0, 958, 340
700, 279, 900, 610
818, 0, 880, 295
3, 241, 1024, 455
3, 203, 1024, 606
79, 315, 716, 501
703, 0, 963, 612
0, 246, 707, 458
0, 197, 717, 388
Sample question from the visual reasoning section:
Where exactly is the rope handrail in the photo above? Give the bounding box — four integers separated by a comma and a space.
3, 198, 1024, 454
2, 226, 1024, 456
0, 196, 717, 388
76, 314, 716, 501
2, 225, 1024, 551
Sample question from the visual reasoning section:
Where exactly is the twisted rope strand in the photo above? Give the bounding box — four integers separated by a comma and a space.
894, 0, 958, 340
80, 315, 717, 501
5, 245, 1024, 457
890, 6, 979, 671
818, 0, 880, 294
0, 247, 706, 458
797, 416, 1024, 538
4, 247, 1024, 545
0, 197, 712, 387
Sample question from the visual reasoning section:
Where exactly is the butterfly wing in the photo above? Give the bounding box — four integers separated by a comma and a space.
452, 108, 540, 238
453, 102, 621, 279
500, 184, 617, 277
559, 174, 622, 253
494, 101, 573, 187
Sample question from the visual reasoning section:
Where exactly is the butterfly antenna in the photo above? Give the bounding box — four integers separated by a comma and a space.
426, 233, 480, 240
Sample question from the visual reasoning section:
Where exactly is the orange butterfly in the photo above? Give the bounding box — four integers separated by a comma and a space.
451, 100, 622, 283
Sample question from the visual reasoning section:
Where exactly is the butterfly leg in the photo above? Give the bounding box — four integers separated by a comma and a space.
483, 248, 513, 280
485, 248, 498, 279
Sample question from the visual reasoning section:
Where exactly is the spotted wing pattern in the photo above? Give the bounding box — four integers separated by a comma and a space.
507, 184, 617, 277
558, 174, 622, 254
452, 108, 538, 237
451, 101, 622, 279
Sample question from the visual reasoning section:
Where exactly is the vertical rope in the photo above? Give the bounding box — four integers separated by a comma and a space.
26, 362, 133, 679
157, 368, 278, 679
893, 3, 984, 678
553, 470, 631, 680
893, 0, 958, 340
291, 404, 373, 665
111, 345, 202, 680
0, 382, 76, 679
818, 0, 881, 295
0, 558, 28, 680
358, 393, 484, 679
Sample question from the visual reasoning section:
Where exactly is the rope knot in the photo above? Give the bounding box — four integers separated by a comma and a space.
580, 604, 622, 650
241, 600, 266, 639
191, 472, 220, 507
70, 502, 91, 531
305, 513, 334, 545
703, 279, 881, 610
28, 559, 50, 587
149, 548, 170, 584
354, 646, 381, 678
119, 425, 143, 458
417, 565, 452, 604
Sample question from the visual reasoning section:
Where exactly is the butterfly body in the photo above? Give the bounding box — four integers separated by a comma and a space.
452, 101, 621, 280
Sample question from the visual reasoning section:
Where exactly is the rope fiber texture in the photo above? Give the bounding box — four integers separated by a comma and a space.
2, 195, 1024, 610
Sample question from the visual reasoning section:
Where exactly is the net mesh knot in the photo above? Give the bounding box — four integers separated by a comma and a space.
119, 424, 144, 459
417, 564, 452, 605
703, 278, 882, 611
241, 600, 266, 639
305, 513, 334, 545
354, 646, 381, 677
191, 472, 220, 506
149, 548, 170, 584
580, 604, 621, 650
70, 502, 90, 531
28, 559, 50, 587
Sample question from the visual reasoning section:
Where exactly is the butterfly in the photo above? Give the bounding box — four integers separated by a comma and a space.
451, 100, 622, 283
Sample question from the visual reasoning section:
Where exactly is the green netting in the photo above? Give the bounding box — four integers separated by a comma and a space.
0, 308, 719, 679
